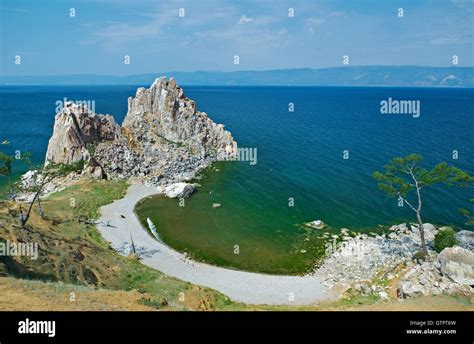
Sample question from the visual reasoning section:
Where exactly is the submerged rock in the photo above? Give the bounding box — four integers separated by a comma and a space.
146, 217, 161, 241
306, 220, 325, 229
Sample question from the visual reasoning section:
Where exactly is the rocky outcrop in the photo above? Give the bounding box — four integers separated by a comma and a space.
122, 77, 235, 159
397, 260, 472, 298
43, 77, 237, 187
316, 223, 473, 299
45, 102, 120, 165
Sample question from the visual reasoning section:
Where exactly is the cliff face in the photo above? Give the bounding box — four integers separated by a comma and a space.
44, 77, 237, 185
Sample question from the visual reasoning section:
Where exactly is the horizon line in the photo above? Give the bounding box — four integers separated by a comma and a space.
2, 65, 474, 78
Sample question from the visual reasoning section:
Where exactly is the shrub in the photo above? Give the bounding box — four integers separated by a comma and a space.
433, 228, 458, 253
413, 250, 426, 261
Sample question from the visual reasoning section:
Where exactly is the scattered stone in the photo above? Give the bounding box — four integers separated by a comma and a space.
397, 255, 472, 299
316, 222, 473, 300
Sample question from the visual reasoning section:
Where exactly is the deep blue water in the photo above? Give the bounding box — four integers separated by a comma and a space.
0, 85, 473, 229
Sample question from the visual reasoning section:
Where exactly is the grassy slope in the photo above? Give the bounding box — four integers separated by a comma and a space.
0, 179, 472, 311
0, 179, 237, 311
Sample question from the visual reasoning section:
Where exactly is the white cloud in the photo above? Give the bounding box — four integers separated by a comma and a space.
306, 17, 325, 25
305, 17, 325, 35
430, 34, 471, 45
238, 15, 253, 24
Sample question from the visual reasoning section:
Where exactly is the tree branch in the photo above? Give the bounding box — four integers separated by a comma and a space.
401, 195, 418, 213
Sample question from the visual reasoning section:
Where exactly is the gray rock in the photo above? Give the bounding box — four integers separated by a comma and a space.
438, 246, 474, 286
398, 281, 424, 298
122, 76, 237, 161
456, 230, 474, 251
45, 102, 120, 165
82, 157, 106, 180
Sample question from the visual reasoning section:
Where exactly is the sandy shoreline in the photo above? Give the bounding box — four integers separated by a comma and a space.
97, 183, 333, 305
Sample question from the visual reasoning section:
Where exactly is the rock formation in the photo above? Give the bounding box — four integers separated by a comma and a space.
45, 102, 120, 165
123, 77, 235, 158
44, 77, 237, 186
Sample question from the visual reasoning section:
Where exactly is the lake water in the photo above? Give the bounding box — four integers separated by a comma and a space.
1, 85, 473, 274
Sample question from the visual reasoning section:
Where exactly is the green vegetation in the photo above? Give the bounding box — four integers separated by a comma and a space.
86, 142, 96, 156
413, 250, 427, 262
433, 227, 458, 253
18, 159, 85, 227
0, 151, 13, 177
0, 150, 15, 200
459, 199, 474, 226
0, 179, 236, 310
373, 154, 474, 255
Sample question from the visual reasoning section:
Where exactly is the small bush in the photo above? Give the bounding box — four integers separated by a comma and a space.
413, 250, 426, 261
434, 228, 458, 253
139, 297, 168, 309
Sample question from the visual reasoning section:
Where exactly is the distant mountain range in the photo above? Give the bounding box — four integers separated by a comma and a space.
1, 66, 473, 87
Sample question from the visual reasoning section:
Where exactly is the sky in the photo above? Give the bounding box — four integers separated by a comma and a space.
1, 0, 473, 75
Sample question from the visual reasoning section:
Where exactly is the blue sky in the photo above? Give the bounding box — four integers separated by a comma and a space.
1, 0, 473, 75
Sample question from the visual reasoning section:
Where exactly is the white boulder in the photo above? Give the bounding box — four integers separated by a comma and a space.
438, 246, 474, 286
159, 182, 195, 199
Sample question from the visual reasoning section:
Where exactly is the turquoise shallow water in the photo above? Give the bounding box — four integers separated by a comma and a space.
1, 86, 473, 273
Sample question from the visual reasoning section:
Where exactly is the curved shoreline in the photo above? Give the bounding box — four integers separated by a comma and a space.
97, 182, 333, 305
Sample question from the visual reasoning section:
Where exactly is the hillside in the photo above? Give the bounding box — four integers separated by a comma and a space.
2, 66, 473, 87
0, 180, 234, 311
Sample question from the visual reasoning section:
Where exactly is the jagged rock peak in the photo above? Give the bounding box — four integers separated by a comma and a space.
45, 102, 121, 166
123, 76, 236, 158
43, 77, 238, 186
